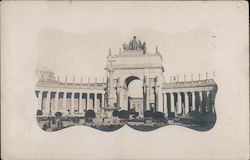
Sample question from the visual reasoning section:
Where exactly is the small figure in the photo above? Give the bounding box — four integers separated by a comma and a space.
132, 36, 138, 50
156, 46, 159, 54
109, 48, 111, 56
46, 119, 51, 128
141, 42, 147, 54
129, 40, 133, 50
122, 43, 127, 50
138, 40, 142, 49
42, 123, 48, 131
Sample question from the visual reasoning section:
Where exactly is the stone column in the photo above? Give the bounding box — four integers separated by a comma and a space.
170, 93, 175, 113
119, 88, 124, 109
63, 92, 67, 114
101, 94, 105, 108
199, 91, 203, 113
38, 91, 43, 111
146, 85, 150, 111
79, 93, 82, 113
157, 87, 163, 113
86, 93, 90, 110
89, 94, 94, 110
46, 92, 51, 115
142, 85, 146, 112
177, 92, 182, 114
201, 91, 207, 113
71, 92, 75, 114
184, 92, 189, 114
206, 91, 210, 112
162, 93, 168, 113
54, 92, 59, 114
94, 93, 98, 113
192, 91, 196, 111
107, 71, 116, 108
116, 87, 120, 108
154, 87, 158, 112
166, 93, 170, 114
153, 77, 160, 112
207, 91, 213, 112
210, 91, 215, 113
162, 93, 165, 113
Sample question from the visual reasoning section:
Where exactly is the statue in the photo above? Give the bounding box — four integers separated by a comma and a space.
141, 42, 147, 54
129, 40, 133, 50
122, 43, 128, 50
122, 36, 147, 53
132, 36, 138, 50
156, 46, 159, 54
109, 48, 111, 55
138, 40, 142, 49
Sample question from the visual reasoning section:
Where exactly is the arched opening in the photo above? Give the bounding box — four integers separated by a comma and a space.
128, 79, 143, 98
125, 76, 143, 115
125, 76, 140, 87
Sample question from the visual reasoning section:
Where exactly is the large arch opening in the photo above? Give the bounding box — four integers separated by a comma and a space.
125, 76, 140, 87
124, 76, 143, 115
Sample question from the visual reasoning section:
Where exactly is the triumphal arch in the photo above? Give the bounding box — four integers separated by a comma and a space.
104, 36, 165, 115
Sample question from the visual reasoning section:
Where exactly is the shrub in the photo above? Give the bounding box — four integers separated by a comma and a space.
144, 110, 153, 118
188, 111, 200, 117
118, 110, 129, 119
133, 112, 139, 118
130, 112, 139, 119
72, 117, 80, 123
85, 110, 96, 119
112, 110, 119, 117
199, 112, 216, 124
55, 112, 63, 118
37, 110, 43, 116
167, 112, 175, 119
129, 108, 135, 114
152, 112, 166, 122
52, 119, 56, 124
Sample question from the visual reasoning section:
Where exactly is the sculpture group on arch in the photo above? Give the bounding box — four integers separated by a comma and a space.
122, 36, 147, 54
35, 36, 218, 132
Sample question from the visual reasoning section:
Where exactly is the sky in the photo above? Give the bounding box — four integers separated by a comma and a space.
36, 24, 216, 84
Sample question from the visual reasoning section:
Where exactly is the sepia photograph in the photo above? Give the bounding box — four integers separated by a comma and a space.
1, 1, 249, 159
35, 34, 218, 132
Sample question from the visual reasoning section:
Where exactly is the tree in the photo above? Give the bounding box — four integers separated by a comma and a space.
129, 108, 135, 114
152, 111, 166, 122
55, 112, 63, 118
112, 110, 119, 117
72, 117, 80, 123
118, 110, 129, 119
37, 110, 43, 116
132, 112, 139, 118
188, 110, 200, 117
85, 110, 96, 119
199, 112, 216, 124
167, 112, 175, 119
144, 110, 153, 118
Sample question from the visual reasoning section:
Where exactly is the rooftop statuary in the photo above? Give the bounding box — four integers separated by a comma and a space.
122, 36, 147, 54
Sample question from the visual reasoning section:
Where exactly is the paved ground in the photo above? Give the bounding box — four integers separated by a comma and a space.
37, 116, 216, 132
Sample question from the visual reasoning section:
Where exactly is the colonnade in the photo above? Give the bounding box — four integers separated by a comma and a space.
35, 91, 105, 116
162, 90, 215, 116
